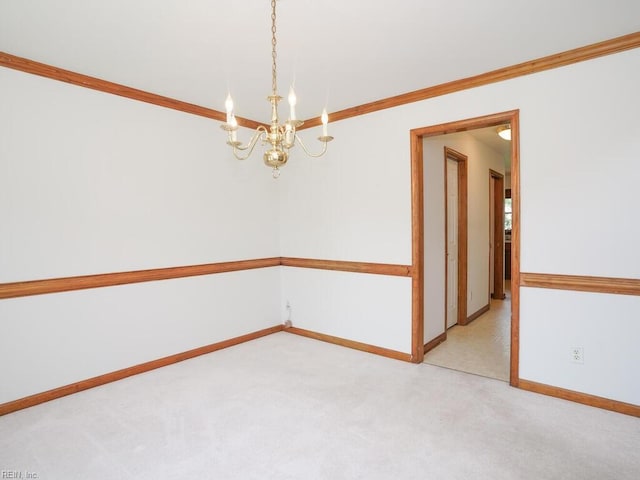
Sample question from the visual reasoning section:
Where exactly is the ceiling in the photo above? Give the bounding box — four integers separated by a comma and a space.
1, 1, 639, 123
467, 126, 512, 172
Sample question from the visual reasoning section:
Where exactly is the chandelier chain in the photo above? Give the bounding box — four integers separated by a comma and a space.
221, 0, 332, 176
271, 0, 277, 96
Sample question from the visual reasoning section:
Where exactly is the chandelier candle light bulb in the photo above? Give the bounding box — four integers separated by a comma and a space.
219, 0, 333, 177
225, 94, 234, 124
321, 109, 328, 137
230, 115, 238, 142
288, 86, 297, 121
285, 122, 293, 146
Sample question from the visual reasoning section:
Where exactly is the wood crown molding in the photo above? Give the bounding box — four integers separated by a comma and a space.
4, 33, 639, 132
520, 272, 640, 296
0, 324, 283, 416
285, 326, 412, 362
299, 32, 640, 128
518, 379, 640, 418
0, 51, 264, 130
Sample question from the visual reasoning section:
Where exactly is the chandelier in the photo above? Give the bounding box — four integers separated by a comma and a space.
220, 0, 333, 178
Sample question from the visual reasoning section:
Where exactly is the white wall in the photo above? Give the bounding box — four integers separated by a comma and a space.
278, 123, 411, 265
423, 143, 445, 343
0, 69, 280, 282
460, 133, 505, 314
520, 288, 640, 405
0, 68, 282, 403
2, 46, 639, 406
278, 107, 415, 351
280, 48, 640, 404
0, 268, 281, 403
281, 268, 412, 353
423, 132, 505, 344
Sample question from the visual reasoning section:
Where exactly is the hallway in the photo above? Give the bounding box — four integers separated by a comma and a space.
424, 287, 511, 381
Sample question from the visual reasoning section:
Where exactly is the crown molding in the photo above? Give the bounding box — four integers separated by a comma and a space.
0, 51, 263, 130
299, 31, 640, 129
2, 32, 639, 133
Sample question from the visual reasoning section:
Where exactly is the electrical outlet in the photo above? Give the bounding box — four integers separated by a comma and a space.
571, 347, 584, 364
284, 301, 292, 328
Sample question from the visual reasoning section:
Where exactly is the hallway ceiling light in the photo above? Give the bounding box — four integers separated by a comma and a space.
497, 125, 511, 141
220, 0, 333, 178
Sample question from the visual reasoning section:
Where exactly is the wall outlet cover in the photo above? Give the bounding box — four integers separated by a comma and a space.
571, 346, 584, 364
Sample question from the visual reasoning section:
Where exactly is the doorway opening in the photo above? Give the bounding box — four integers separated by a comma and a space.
410, 110, 520, 387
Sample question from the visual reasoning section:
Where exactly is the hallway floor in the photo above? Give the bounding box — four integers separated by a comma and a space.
424, 285, 511, 381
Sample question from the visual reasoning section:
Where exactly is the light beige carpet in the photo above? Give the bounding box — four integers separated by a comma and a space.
1, 332, 638, 479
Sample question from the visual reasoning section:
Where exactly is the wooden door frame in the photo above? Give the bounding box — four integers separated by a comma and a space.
410, 110, 521, 388
489, 169, 506, 301
444, 147, 468, 329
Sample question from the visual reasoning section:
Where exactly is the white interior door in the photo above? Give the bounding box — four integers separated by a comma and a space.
446, 158, 458, 329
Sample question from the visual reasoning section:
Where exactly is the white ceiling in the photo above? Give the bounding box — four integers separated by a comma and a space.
467, 126, 512, 172
1, 1, 639, 123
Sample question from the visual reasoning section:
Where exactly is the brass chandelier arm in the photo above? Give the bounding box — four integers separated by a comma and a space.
294, 134, 332, 158
229, 126, 269, 160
